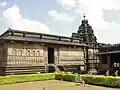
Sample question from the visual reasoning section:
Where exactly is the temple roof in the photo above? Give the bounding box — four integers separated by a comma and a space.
72, 14, 98, 46
0, 28, 87, 47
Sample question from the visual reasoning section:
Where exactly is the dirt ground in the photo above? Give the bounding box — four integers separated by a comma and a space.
0, 80, 119, 90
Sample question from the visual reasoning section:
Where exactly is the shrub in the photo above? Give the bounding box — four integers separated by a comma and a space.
62, 74, 78, 82
0, 73, 55, 85
55, 72, 78, 82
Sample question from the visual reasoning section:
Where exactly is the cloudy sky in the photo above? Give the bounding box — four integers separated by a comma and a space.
0, 0, 120, 44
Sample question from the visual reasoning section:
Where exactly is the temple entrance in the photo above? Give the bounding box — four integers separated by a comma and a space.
48, 47, 54, 64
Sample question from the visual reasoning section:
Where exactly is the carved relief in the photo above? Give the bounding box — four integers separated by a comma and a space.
9, 48, 44, 56
59, 47, 84, 65
7, 45, 45, 65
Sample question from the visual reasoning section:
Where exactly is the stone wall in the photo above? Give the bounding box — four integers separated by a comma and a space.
58, 46, 85, 65
2, 42, 47, 75
2, 41, 86, 74
6, 42, 46, 66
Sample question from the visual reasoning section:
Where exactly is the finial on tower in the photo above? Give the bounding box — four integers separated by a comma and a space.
81, 13, 88, 25
83, 14, 86, 19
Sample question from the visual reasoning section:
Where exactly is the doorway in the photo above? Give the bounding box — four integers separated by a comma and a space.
48, 47, 54, 64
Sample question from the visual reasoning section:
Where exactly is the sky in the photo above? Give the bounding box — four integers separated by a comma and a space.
1, 0, 120, 44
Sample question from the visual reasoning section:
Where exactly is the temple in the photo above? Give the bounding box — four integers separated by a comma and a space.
0, 28, 87, 75
0, 14, 119, 75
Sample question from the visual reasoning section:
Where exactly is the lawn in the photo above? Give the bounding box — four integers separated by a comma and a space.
0, 80, 119, 90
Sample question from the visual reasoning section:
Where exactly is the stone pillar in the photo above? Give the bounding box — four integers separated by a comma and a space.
54, 47, 59, 64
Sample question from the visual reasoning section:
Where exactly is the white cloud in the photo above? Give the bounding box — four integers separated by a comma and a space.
56, 0, 77, 10
0, 5, 50, 34
57, 0, 120, 44
48, 10, 74, 23
0, 1, 7, 7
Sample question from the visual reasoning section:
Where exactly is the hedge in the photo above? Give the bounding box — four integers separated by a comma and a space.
55, 72, 78, 82
83, 75, 120, 88
1, 72, 120, 88
0, 73, 55, 85
55, 72, 120, 88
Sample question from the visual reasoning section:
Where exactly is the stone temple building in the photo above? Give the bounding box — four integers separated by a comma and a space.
0, 14, 119, 75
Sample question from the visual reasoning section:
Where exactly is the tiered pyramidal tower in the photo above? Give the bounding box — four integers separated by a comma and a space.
72, 14, 97, 45
72, 14, 99, 71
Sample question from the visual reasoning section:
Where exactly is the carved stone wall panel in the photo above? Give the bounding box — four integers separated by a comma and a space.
7, 43, 45, 66
59, 46, 84, 65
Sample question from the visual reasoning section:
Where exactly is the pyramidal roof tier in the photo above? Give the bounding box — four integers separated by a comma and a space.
72, 14, 97, 45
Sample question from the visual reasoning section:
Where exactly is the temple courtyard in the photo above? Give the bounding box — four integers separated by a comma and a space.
0, 80, 119, 90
